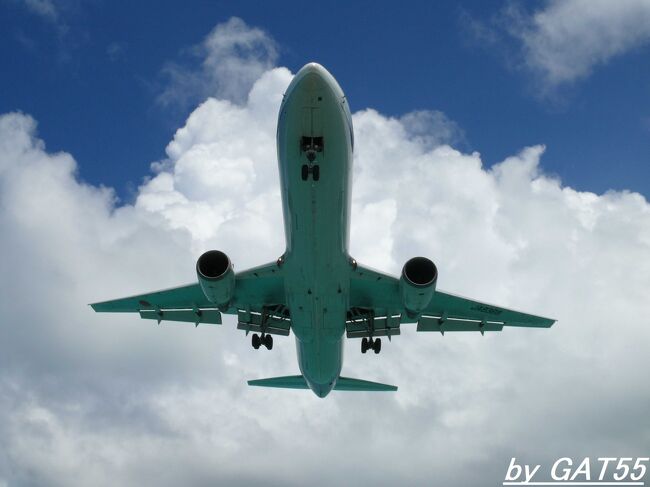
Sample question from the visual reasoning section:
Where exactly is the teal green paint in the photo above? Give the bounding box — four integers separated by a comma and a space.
276, 64, 354, 397
248, 375, 397, 392
91, 63, 555, 399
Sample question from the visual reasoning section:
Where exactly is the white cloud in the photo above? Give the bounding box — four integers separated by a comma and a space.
506, 0, 650, 87
158, 17, 278, 107
399, 110, 465, 150
1, 40, 650, 487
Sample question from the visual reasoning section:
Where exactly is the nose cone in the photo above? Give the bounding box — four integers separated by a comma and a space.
284, 62, 344, 100
295, 63, 330, 94
299, 62, 329, 78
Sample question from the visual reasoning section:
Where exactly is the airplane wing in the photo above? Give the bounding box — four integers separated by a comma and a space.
91, 261, 291, 336
347, 263, 554, 338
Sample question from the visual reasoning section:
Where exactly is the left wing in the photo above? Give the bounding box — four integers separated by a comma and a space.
347, 263, 554, 338
91, 261, 291, 336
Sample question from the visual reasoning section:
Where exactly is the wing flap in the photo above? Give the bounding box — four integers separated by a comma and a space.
91, 261, 291, 334
348, 262, 555, 334
236, 305, 291, 336
428, 290, 555, 328
417, 316, 503, 333
92, 283, 208, 313
237, 322, 290, 336
91, 260, 287, 314
345, 309, 401, 338
139, 309, 222, 325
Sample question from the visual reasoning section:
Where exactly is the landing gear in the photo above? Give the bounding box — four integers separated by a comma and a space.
300, 164, 320, 181
252, 333, 273, 350
361, 337, 382, 354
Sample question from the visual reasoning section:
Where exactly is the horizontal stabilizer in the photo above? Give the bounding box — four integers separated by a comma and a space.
247, 375, 397, 392
335, 376, 397, 391
247, 375, 309, 389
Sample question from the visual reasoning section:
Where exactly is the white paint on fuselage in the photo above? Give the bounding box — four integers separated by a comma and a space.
277, 63, 354, 397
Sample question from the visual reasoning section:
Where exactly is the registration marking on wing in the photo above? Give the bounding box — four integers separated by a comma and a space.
470, 304, 503, 315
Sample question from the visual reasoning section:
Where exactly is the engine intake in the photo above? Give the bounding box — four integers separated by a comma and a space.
196, 250, 235, 307
400, 257, 438, 316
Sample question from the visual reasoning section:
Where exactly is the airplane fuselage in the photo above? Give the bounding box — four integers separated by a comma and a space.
276, 64, 354, 397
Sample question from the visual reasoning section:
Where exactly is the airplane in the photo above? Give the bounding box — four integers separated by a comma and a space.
92, 62, 555, 398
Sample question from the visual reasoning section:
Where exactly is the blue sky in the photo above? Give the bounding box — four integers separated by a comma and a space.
1, 0, 649, 199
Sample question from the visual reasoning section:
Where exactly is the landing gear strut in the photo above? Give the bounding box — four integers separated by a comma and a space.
361, 337, 381, 354
252, 333, 273, 350
301, 164, 320, 181
300, 136, 323, 182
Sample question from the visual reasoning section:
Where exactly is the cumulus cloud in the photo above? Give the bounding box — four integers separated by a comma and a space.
514, 0, 650, 86
399, 110, 466, 150
465, 0, 650, 91
158, 17, 279, 107
1, 34, 650, 487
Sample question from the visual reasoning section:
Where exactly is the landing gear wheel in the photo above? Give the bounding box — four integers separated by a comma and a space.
361, 337, 368, 354
312, 165, 320, 181
264, 334, 273, 350
373, 338, 382, 354
252, 333, 261, 350
301, 164, 309, 181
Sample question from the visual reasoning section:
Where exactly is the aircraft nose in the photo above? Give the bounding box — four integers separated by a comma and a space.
302, 72, 325, 92
301, 62, 327, 76
294, 62, 331, 94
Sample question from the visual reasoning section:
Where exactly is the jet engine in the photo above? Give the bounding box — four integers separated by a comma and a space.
196, 250, 235, 307
400, 256, 438, 316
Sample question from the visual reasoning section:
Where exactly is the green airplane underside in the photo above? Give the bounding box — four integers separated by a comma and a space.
248, 375, 398, 392
91, 263, 554, 331
91, 260, 553, 396
91, 63, 554, 398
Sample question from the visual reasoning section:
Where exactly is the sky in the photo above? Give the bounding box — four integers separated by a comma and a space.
0, 1, 649, 486
1, 0, 650, 198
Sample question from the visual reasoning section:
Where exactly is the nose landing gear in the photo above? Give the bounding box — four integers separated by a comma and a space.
300, 164, 320, 181
300, 136, 323, 182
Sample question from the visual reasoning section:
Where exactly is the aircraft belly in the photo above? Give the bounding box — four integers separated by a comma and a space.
276, 65, 354, 394
279, 93, 351, 341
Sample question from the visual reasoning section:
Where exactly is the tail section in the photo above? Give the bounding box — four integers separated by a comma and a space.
334, 376, 398, 392
247, 375, 397, 392
247, 375, 309, 389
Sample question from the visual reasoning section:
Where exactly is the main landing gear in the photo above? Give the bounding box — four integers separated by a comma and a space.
361, 337, 381, 354
252, 333, 273, 350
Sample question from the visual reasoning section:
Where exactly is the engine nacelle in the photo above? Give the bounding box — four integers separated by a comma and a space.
400, 257, 438, 316
196, 250, 235, 307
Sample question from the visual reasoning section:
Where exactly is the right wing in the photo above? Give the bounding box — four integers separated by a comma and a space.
91, 261, 291, 336
347, 263, 554, 337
